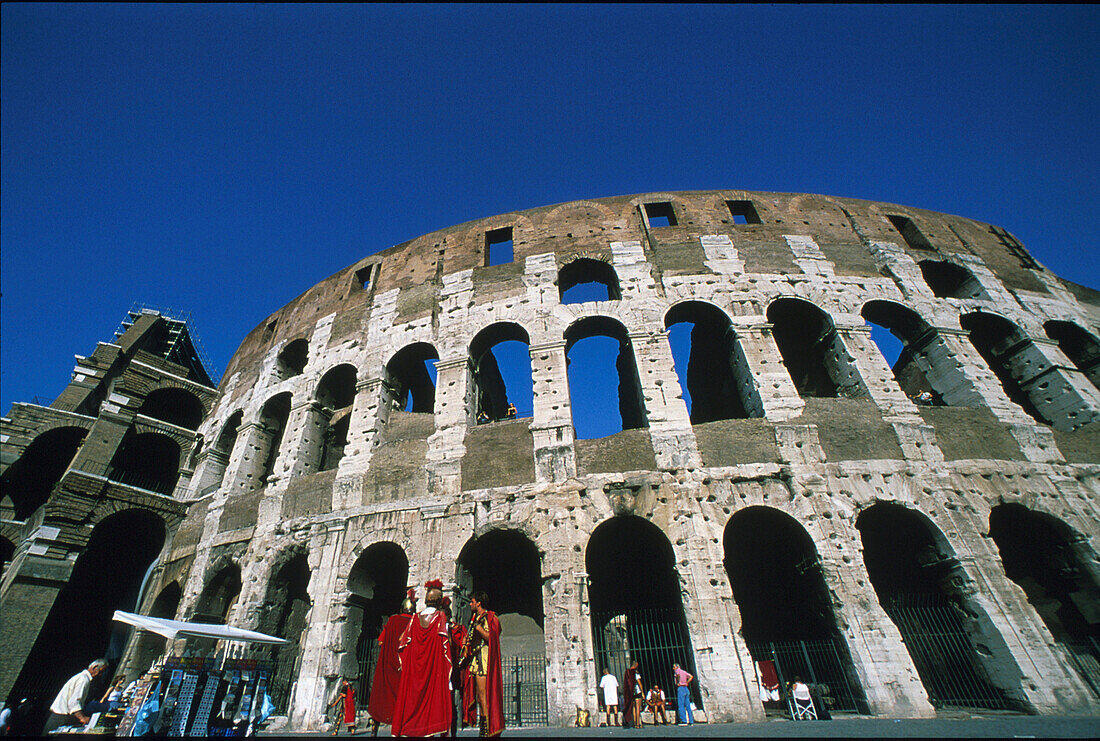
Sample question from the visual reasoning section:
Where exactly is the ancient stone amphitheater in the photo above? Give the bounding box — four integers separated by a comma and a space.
3, 190, 1099, 729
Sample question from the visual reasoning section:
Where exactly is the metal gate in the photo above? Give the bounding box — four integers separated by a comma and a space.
884, 594, 1011, 710
745, 639, 865, 714
502, 654, 548, 726
1060, 638, 1100, 700
590, 607, 702, 712
356, 628, 381, 709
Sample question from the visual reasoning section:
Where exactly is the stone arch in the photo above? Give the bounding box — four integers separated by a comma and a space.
7, 509, 166, 710
856, 502, 1026, 710
861, 300, 948, 404
257, 392, 293, 485
0, 426, 88, 520
257, 548, 312, 712
312, 363, 357, 472
918, 260, 983, 299
385, 342, 439, 414
193, 561, 243, 624
1044, 320, 1100, 391
664, 300, 762, 422
202, 410, 243, 493
344, 541, 410, 705
277, 337, 310, 381
767, 297, 865, 399
130, 580, 183, 676
723, 506, 867, 712
137, 387, 206, 430
585, 515, 701, 712
470, 322, 533, 422
455, 527, 545, 639
107, 431, 182, 495
558, 258, 622, 304
564, 315, 647, 439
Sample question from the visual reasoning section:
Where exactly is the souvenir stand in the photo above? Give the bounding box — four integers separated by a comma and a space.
104, 611, 287, 737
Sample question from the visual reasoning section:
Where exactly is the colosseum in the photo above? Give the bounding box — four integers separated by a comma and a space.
2, 190, 1099, 730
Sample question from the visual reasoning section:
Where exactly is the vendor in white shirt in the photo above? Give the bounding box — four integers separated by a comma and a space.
42, 659, 108, 733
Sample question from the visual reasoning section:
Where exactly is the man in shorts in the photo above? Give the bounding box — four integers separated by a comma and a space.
598, 667, 619, 727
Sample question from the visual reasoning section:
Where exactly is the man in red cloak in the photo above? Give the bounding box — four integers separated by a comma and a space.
462, 591, 504, 737
390, 580, 453, 737
366, 589, 417, 736
441, 598, 477, 734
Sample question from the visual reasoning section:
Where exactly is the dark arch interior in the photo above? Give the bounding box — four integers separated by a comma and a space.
665, 301, 751, 423
317, 364, 357, 410
138, 388, 205, 430
989, 504, 1100, 642
558, 258, 622, 304
1, 535, 15, 582
259, 552, 312, 710
347, 543, 409, 705
387, 343, 439, 414
565, 316, 647, 438
216, 411, 243, 456
918, 260, 979, 299
0, 426, 88, 520
456, 529, 544, 626
107, 431, 181, 495
259, 392, 293, 484
1045, 321, 1100, 391
316, 365, 357, 471
724, 507, 838, 641
9, 510, 165, 718
470, 323, 532, 422
130, 582, 183, 676
767, 299, 839, 398
961, 312, 1046, 424
862, 301, 943, 403
278, 338, 309, 379
194, 565, 242, 623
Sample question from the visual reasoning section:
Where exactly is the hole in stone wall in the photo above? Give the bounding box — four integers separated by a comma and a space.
316, 364, 357, 471
138, 387, 205, 430
486, 227, 514, 266
862, 301, 944, 405
767, 298, 851, 398
0, 426, 88, 520
386, 343, 439, 414
258, 392, 293, 485
918, 261, 980, 299
565, 316, 648, 439
559, 258, 622, 304
961, 312, 1049, 425
194, 564, 243, 624
355, 264, 376, 290
665, 301, 756, 422
277, 338, 309, 380
1044, 321, 1100, 392
726, 200, 762, 225
643, 202, 677, 228
887, 215, 934, 252
456, 529, 544, 630
130, 582, 182, 676
470, 323, 532, 422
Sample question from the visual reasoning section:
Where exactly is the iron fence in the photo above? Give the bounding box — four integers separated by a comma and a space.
356, 630, 381, 709
745, 639, 866, 714
884, 594, 1011, 710
502, 654, 548, 726
1060, 638, 1100, 700
590, 607, 702, 713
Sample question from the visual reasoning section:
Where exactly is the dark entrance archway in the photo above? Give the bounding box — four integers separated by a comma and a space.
723, 507, 866, 713
586, 516, 700, 714
989, 504, 1100, 698
0, 426, 88, 520
256, 552, 312, 713
456, 529, 546, 726
345, 542, 409, 710
857, 503, 1024, 710
8, 509, 165, 725
129, 581, 183, 677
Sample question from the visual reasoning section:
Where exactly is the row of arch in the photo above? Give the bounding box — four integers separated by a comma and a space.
170, 500, 1097, 716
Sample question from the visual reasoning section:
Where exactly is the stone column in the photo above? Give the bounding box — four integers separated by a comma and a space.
282, 399, 327, 481
541, 545, 599, 726
630, 330, 701, 471
1002, 336, 1100, 430
529, 341, 577, 482
834, 324, 920, 422
426, 357, 468, 497
732, 323, 804, 422
933, 329, 1035, 425
221, 420, 269, 496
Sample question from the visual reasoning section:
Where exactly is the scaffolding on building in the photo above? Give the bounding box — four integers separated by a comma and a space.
114, 303, 218, 387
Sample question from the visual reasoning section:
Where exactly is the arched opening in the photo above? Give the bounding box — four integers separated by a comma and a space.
862, 301, 945, 405
470, 323, 533, 422
130, 581, 183, 676
1045, 321, 1100, 391
258, 392, 292, 486
918, 260, 983, 299
989, 505, 1100, 695
723, 507, 866, 713
767, 298, 864, 399
107, 431, 182, 495
277, 338, 309, 380
455, 529, 547, 726
201, 411, 242, 493
137, 387, 205, 430
558, 258, 622, 304
257, 552, 312, 712
665, 301, 759, 422
385, 343, 439, 414
8, 509, 165, 723
857, 503, 1021, 710
193, 564, 242, 624
565, 317, 647, 439
1, 535, 15, 582
0, 426, 88, 520
961, 313, 1049, 425
346, 543, 410, 711
586, 517, 700, 714
315, 364, 357, 472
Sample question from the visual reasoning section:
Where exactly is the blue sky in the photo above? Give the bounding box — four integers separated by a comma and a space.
3, 5, 1098, 433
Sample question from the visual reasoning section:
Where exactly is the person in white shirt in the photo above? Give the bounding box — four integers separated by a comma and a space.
791, 677, 812, 702
42, 659, 108, 733
598, 667, 620, 727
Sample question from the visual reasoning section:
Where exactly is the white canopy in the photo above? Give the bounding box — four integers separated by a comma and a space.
112, 610, 288, 644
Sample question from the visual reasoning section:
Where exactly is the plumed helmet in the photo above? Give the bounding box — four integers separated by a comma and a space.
401, 588, 417, 614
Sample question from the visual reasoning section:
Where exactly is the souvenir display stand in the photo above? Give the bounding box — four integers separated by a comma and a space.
102, 611, 286, 737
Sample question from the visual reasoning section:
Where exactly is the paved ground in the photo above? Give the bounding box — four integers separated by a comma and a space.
263, 714, 1100, 738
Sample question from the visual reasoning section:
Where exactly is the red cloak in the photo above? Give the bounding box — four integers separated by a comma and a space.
480, 610, 505, 737
368, 613, 411, 725
390, 609, 453, 737
450, 624, 478, 727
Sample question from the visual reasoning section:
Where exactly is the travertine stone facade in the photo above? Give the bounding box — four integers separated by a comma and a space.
3, 191, 1099, 729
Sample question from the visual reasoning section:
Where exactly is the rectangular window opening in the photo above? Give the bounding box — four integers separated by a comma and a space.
643, 202, 677, 228
355, 264, 374, 290
726, 200, 762, 225
887, 214, 934, 251
486, 227, 514, 266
